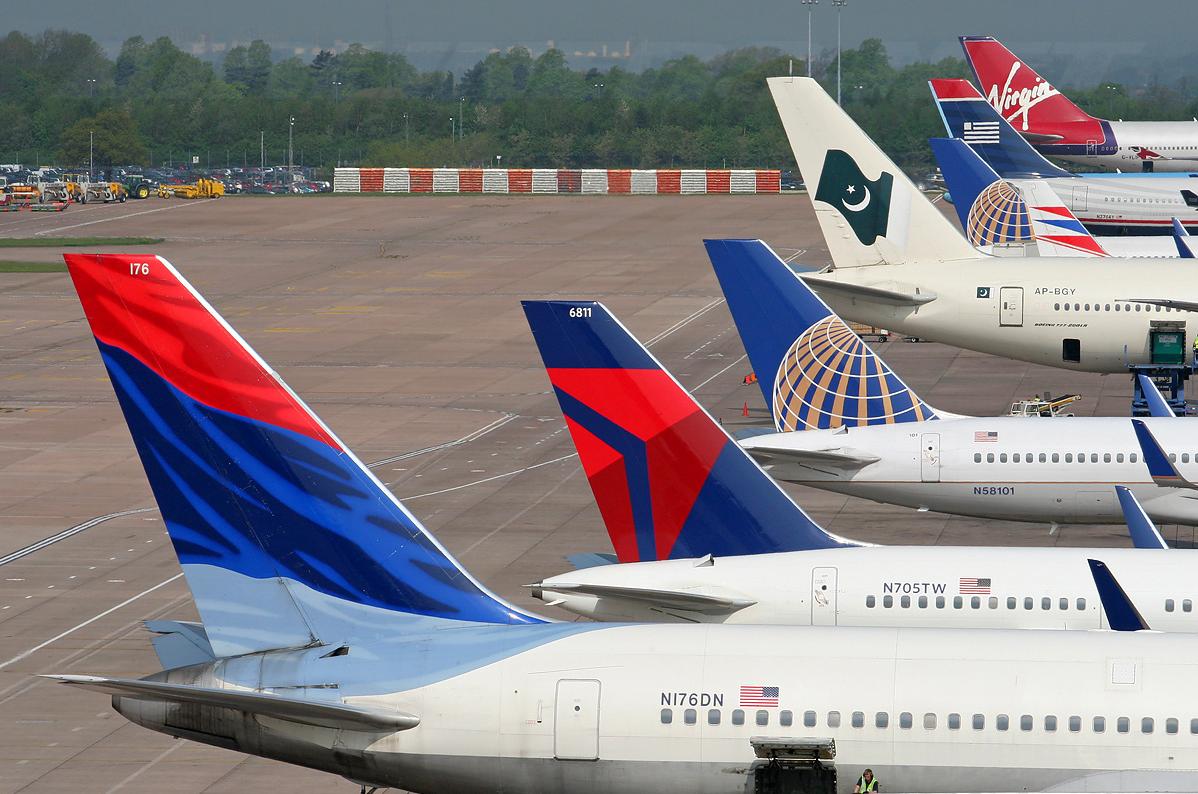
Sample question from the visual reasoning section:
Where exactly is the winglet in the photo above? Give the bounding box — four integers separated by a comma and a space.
1132, 418, 1196, 488
1087, 559, 1151, 631
1174, 218, 1196, 259
1115, 486, 1168, 550
1137, 374, 1176, 418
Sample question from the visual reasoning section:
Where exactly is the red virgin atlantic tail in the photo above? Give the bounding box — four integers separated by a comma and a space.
959, 36, 1104, 144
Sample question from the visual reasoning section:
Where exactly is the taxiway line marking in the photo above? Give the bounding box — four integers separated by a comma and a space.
693, 353, 748, 391
33, 199, 216, 235
404, 453, 578, 501
0, 573, 184, 670
644, 298, 724, 345
0, 508, 157, 566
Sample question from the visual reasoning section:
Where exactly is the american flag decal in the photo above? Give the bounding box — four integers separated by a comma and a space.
974, 431, 998, 442
740, 686, 780, 707
963, 120, 1000, 143
960, 577, 992, 595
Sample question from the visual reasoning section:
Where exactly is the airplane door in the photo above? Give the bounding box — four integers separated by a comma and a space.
554, 679, 600, 760
999, 287, 1024, 328
920, 433, 941, 483
1072, 184, 1089, 212
811, 567, 838, 626
1086, 139, 1098, 158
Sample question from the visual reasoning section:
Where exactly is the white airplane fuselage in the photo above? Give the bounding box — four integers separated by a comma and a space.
1042, 171, 1198, 234
808, 257, 1198, 373
122, 622, 1198, 793
1054, 120, 1198, 174
740, 416, 1198, 525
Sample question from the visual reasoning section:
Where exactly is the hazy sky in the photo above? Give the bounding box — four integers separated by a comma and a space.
9, 0, 1197, 82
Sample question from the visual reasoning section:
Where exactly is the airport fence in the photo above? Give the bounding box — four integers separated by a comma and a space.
333, 168, 782, 195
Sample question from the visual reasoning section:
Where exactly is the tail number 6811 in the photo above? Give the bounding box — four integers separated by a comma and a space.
568, 306, 592, 319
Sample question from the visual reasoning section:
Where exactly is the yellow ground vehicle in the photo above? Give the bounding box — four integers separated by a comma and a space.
157, 178, 225, 199
80, 181, 127, 203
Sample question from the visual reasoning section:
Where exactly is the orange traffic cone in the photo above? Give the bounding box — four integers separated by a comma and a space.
742, 402, 749, 417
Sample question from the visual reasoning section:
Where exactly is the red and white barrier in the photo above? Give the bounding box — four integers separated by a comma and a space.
333, 167, 782, 195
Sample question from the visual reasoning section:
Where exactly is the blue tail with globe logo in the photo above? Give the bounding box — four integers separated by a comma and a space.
930, 136, 1033, 248
706, 239, 939, 432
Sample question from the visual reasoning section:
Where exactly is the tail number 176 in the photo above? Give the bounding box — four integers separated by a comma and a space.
129, 262, 151, 276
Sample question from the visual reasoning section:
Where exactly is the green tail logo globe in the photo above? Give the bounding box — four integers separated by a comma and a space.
814, 149, 894, 245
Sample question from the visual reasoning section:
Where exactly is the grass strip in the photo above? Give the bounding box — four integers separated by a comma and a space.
0, 237, 163, 248
0, 261, 67, 272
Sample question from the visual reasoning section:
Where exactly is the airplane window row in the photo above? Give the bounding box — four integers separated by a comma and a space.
865, 594, 1087, 611
659, 708, 1197, 736
1101, 196, 1182, 204
1166, 599, 1194, 613
972, 451, 1139, 464
1053, 302, 1176, 313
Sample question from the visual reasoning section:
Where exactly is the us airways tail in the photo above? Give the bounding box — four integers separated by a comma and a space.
705, 238, 940, 431
930, 78, 1072, 178
960, 36, 1103, 141
65, 254, 541, 659
522, 299, 855, 563
767, 76, 979, 269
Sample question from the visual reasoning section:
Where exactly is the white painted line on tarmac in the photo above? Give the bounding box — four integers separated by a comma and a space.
33, 199, 216, 235
692, 353, 748, 391
404, 453, 577, 500
0, 573, 183, 670
105, 742, 182, 793
0, 508, 157, 566
369, 413, 517, 467
645, 298, 724, 345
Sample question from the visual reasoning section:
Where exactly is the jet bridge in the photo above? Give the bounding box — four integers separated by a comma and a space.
751, 736, 837, 794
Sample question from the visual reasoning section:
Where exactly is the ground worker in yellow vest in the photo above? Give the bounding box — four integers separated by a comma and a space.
854, 768, 879, 793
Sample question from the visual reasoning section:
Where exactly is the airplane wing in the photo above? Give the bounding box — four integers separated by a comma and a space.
1115, 486, 1169, 550
1087, 559, 1151, 631
1136, 374, 1175, 419
42, 675, 419, 732
1131, 419, 1198, 489
532, 583, 757, 615
742, 445, 881, 470
801, 276, 937, 307
1119, 298, 1198, 314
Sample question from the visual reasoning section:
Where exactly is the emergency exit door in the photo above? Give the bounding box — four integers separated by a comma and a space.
554, 679, 600, 760
920, 433, 941, 482
999, 287, 1024, 327
1072, 184, 1089, 212
811, 567, 838, 626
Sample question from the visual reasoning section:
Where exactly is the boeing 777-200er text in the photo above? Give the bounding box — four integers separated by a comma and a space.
768, 76, 1198, 373
44, 253, 1198, 794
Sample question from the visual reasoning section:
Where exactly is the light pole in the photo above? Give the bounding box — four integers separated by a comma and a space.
288, 116, 295, 185
801, 0, 818, 78
88, 130, 93, 183
495, 154, 502, 169
459, 97, 465, 141
832, 0, 845, 105
450, 116, 454, 141
260, 130, 264, 171
592, 82, 605, 98
403, 112, 409, 143
332, 80, 343, 102
86, 78, 96, 98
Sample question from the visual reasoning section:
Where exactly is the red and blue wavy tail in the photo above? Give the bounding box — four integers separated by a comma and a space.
66, 254, 539, 657
522, 300, 852, 563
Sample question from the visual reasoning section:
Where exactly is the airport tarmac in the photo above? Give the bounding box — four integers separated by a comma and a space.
0, 194, 1168, 792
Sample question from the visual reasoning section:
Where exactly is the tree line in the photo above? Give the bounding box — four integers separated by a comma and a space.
1, 29, 1196, 175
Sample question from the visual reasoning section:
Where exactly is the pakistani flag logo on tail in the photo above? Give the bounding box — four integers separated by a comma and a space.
814, 149, 894, 245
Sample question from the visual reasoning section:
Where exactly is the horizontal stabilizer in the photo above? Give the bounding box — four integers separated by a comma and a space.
743, 445, 881, 470
801, 276, 936, 307
144, 620, 215, 670
565, 552, 619, 570
42, 675, 419, 732
532, 582, 756, 615
1131, 419, 1197, 489
1115, 486, 1168, 550
1086, 560, 1151, 631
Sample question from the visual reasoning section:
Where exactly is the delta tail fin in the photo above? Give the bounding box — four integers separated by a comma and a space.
66, 254, 539, 658
522, 299, 856, 562
959, 36, 1101, 136
705, 239, 939, 431
930, 78, 1073, 178
767, 76, 979, 268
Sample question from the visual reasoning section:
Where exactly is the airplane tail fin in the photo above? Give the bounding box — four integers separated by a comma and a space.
522, 299, 855, 563
1174, 218, 1196, 259
65, 254, 539, 658
767, 76, 979, 268
705, 239, 938, 431
959, 36, 1098, 132
930, 78, 1073, 178
930, 136, 1108, 257
1115, 486, 1169, 550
